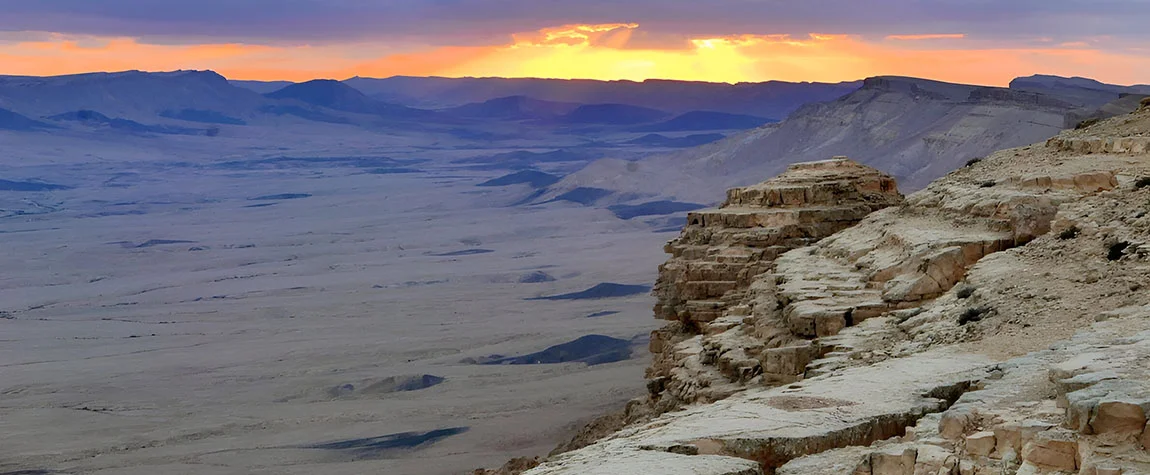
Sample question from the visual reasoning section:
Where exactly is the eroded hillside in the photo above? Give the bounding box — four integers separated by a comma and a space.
545, 76, 1137, 205
521, 99, 1150, 475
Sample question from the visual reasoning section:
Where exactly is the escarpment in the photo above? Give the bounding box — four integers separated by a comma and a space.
525, 106, 1150, 474
647, 158, 903, 408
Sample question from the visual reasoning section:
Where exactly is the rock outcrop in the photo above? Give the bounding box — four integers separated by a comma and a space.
779, 314, 1150, 475
525, 103, 1150, 475
648, 158, 902, 409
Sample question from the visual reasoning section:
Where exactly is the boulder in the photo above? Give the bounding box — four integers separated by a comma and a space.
870, 447, 916, 475
1089, 400, 1147, 435
964, 431, 996, 457
1022, 429, 1079, 472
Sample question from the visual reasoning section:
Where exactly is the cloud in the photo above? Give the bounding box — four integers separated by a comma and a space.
886, 34, 966, 41
0, 0, 1147, 47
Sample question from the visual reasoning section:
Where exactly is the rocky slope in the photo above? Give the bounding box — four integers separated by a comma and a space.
544, 76, 1114, 205
1010, 75, 1150, 114
521, 102, 1150, 474
648, 158, 904, 406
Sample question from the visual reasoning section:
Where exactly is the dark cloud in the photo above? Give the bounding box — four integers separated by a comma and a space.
0, 0, 1146, 45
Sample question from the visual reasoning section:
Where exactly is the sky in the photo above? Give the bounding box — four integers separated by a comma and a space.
0, 0, 1148, 85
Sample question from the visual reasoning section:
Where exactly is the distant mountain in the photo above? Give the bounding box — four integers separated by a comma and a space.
626, 133, 726, 148
444, 95, 581, 120
0, 108, 53, 131
48, 110, 205, 135
0, 70, 266, 122
556, 104, 669, 125
265, 79, 433, 119
634, 111, 775, 132
230, 79, 295, 94
0, 71, 859, 131
343, 76, 862, 119
1010, 75, 1150, 109
545, 75, 1087, 204
1011, 75, 1150, 127
1065, 93, 1150, 129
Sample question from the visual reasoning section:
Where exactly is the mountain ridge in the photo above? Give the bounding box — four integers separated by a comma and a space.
343, 75, 863, 118
539, 74, 1093, 206
265, 79, 435, 120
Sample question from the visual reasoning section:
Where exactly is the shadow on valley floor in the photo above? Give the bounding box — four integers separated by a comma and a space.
518, 271, 557, 283
160, 108, 247, 125
304, 427, 469, 461
328, 375, 446, 399
201, 155, 426, 173
585, 311, 620, 318
476, 170, 562, 188
108, 239, 197, 249
429, 249, 495, 257
527, 283, 651, 301
607, 201, 707, 220
50, 110, 209, 136
453, 150, 599, 171
543, 187, 615, 206
468, 335, 634, 366
250, 193, 311, 201
0, 179, 71, 191
624, 133, 726, 148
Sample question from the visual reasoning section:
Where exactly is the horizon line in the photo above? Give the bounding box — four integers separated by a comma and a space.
1, 68, 1145, 89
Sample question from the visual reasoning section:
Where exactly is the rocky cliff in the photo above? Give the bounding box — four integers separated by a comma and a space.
648, 158, 903, 408
522, 101, 1150, 474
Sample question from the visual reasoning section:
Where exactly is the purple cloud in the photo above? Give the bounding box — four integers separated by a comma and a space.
0, 0, 1146, 46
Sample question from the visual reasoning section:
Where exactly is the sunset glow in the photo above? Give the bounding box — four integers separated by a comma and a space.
1, 23, 1147, 86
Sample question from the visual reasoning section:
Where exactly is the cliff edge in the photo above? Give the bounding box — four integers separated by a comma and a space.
522, 102, 1150, 474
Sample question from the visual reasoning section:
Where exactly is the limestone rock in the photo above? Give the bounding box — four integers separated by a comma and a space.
527, 351, 989, 475
1023, 429, 1079, 471
648, 158, 903, 405
912, 444, 958, 475
1143, 422, 1150, 450
870, 446, 917, 475
1090, 401, 1147, 436
964, 431, 996, 457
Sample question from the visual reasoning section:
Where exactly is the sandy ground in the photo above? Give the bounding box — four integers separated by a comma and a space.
0, 127, 677, 474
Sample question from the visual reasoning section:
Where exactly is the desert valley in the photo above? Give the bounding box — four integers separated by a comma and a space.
1, 67, 1149, 475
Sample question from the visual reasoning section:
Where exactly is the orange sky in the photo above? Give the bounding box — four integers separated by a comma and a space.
1, 23, 1148, 86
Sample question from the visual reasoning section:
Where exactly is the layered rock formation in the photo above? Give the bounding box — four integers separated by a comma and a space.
648, 158, 903, 408
525, 102, 1150, 475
